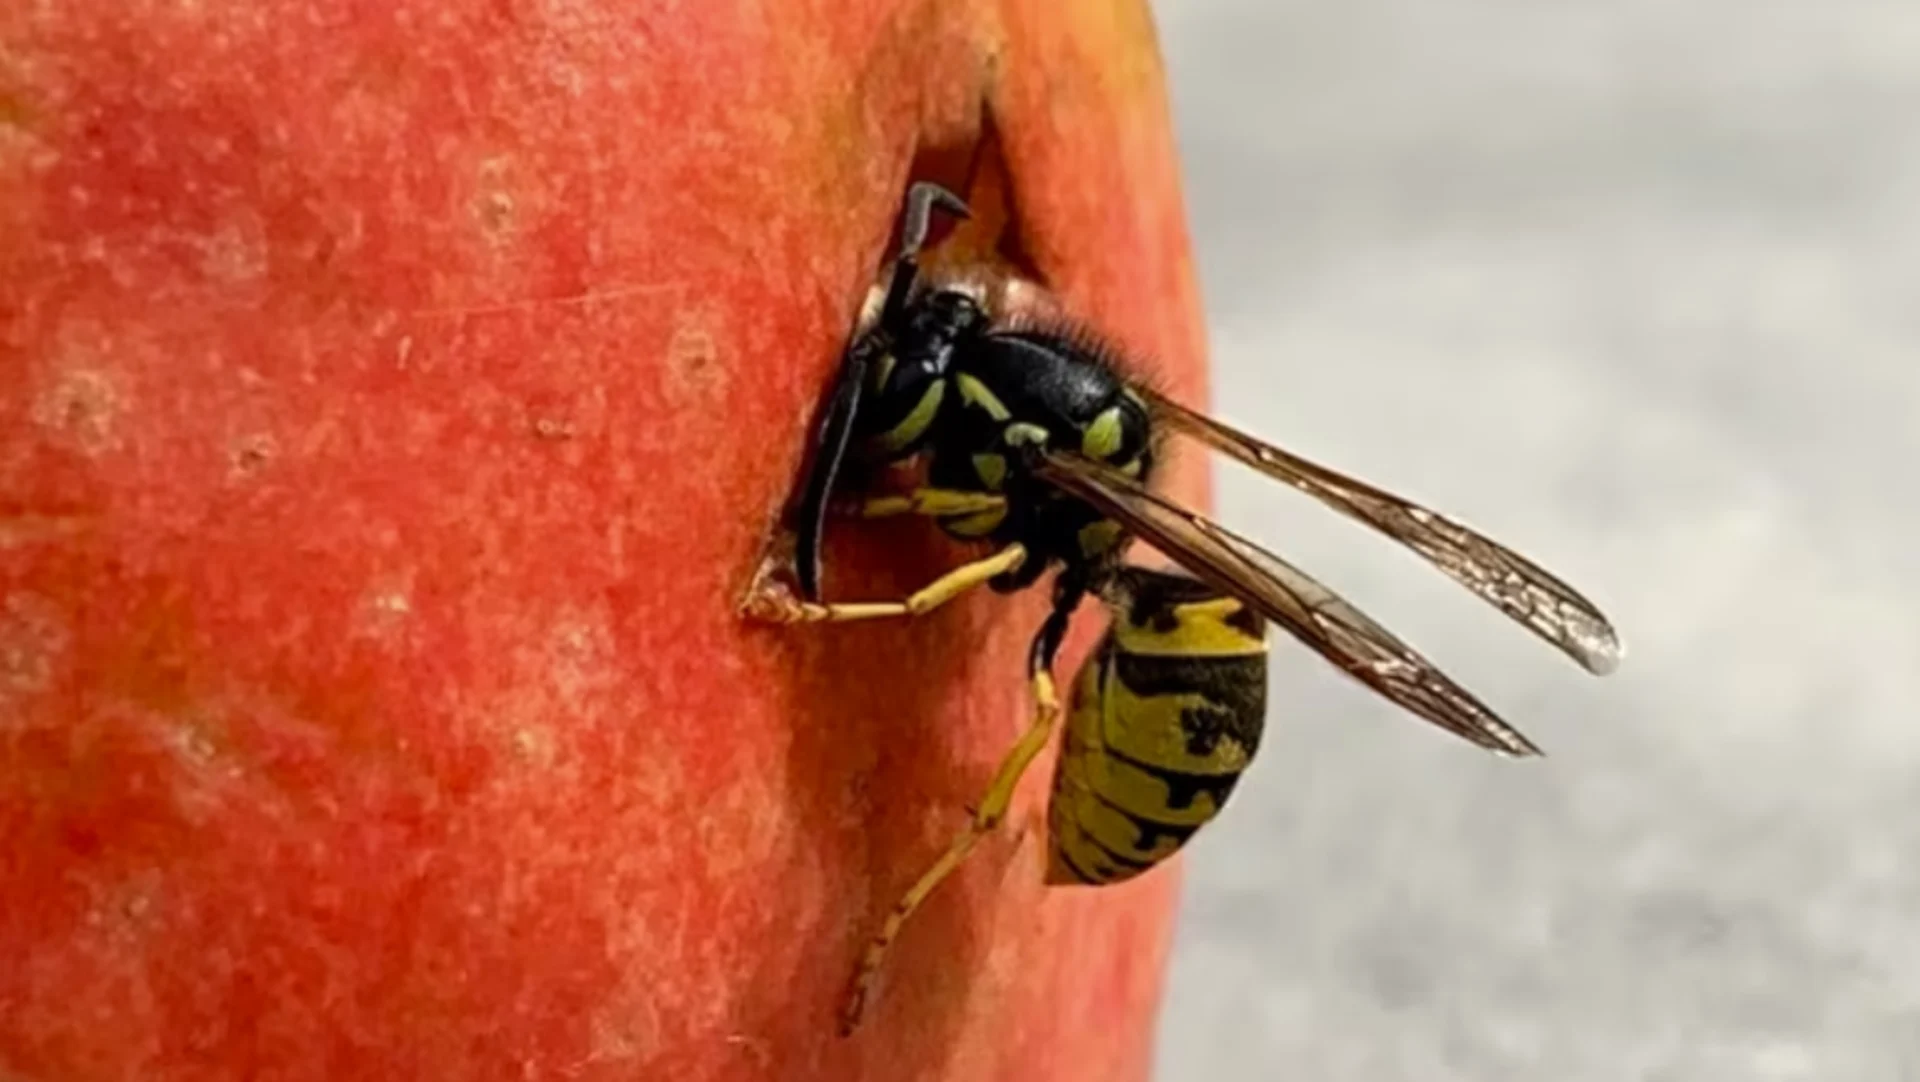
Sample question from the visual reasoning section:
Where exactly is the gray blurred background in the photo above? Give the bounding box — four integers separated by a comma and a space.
1150, 3, 1920, 1080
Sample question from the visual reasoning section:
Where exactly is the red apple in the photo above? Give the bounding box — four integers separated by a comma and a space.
0, 1, 1211, 1078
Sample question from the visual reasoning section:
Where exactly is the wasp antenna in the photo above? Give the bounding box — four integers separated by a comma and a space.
900, 182, 971, 259
880, 184, 971, 328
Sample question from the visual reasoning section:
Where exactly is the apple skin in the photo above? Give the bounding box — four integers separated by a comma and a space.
0, 1, 1211, 1079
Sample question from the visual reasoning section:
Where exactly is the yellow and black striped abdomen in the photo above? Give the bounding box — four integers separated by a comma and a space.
1047, 575, 1269, 886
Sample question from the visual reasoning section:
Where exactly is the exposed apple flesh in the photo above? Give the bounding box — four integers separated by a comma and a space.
0, 1, 1211, 1079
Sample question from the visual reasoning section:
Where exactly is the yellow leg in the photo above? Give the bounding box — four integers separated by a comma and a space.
762, 544, 1025, 624
839, 667, 1062, 1035
841, 488, 1007, 519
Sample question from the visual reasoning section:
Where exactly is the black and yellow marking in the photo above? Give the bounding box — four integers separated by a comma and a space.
1076, 519, 1125, 560
1003, 421, 1050, 447
970, 452, 1008, 490
870, 349, 898, 394
1047, 570, 1269, 886
1081, 405, 1127, 460
869, 376, 947, 454
956, 371, 1012, 421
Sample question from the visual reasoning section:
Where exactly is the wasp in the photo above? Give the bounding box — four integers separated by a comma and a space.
742, 182, 1623, 1035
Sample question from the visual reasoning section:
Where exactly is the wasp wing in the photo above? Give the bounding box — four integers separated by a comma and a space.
1034, 449, 1543, 757
1138, 387, 1622, 676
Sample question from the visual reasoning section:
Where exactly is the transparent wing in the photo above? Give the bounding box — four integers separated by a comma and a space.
1035, 448, 1544, 757
1140, 386, 1623, 676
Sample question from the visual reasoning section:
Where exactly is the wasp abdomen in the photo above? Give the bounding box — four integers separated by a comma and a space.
1046, 574, 1269, 886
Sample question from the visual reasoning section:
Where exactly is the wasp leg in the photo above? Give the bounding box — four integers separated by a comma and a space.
746, 544, 1026, 625
838, 583, 1083, 1035
842, 488, 1007, 520
787, 182, 974, 601
839, 665, 1060, 1035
